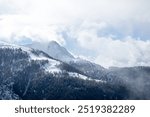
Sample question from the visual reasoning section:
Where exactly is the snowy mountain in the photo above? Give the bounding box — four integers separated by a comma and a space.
27, 41, 75, 62
0, 41, 102, 80
26, 40, 150, 87
0, 41, 150, 99
48, 41, 75, 61
1, 41, 128, 100
27, 41, 108, 81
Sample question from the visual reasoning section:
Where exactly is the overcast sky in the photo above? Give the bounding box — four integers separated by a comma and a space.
0, 0, 150, 67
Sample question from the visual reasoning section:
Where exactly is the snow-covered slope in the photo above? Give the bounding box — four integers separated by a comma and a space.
0, 41, 109, 99
1, 41, 150, 99
0, 40, 29, 50
0, 41, 102, 82
26, 40, 106, 80
47, 41, 75, 61
0, 41, 62, 73
27, 41, 75, 62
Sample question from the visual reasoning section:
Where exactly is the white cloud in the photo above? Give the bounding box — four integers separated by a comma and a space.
70, 23, 150, 67
0, 15, 65, 44
95, 38, 150, 68
0, 0, 150, 67
1, 0, 150, 23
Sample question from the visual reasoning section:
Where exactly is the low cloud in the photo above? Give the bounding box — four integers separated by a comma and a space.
0, 15, 65, 44
69, 22, 150, 68
0, 0, 150, 67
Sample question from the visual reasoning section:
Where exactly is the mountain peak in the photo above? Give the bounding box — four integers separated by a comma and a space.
48, 41, 62, 50
26, 40, 75, 62
47, 41, 75, 61
48, 40, 60, 46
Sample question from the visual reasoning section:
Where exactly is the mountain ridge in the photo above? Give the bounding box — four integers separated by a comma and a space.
0, 41, 150, 99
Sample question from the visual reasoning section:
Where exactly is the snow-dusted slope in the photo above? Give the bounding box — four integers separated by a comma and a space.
26, 40, 106, 80
0, 40, 28, 49
1, 41, 150, 100
0, 41, 62, 73
27, 41, 75, 62
0, 41, 101, 81
47, 41, 75, 61
0, 41, 108, 99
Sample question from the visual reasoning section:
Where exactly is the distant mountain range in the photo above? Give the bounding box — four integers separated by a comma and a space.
0, 40, 150, 99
